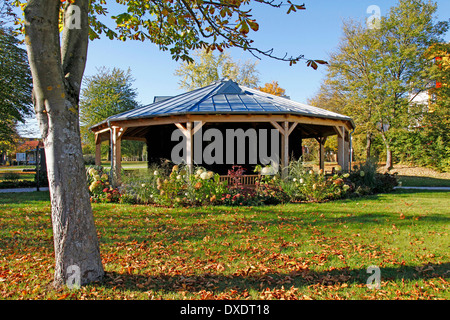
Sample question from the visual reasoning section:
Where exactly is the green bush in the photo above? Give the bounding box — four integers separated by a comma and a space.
349, 159, 398, 195
281, 159, 351, 202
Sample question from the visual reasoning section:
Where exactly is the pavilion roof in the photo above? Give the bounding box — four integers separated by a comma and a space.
90, 79, 354, 130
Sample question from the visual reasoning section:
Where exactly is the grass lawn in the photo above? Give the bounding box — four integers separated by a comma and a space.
0, 190, 448, 300
396, 176, 450, 187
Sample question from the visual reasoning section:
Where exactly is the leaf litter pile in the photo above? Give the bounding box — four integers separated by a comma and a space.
0, 191, 449, 299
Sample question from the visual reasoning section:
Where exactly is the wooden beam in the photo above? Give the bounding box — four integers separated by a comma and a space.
94, 127, 112, 135
337, 127, 349, 172
111, 127, 122, 185
175, 122, 188, 136
95, 133, 101, 166
316, 136, 327, 171
281, 121, 289, 178
270, 121, 284, 134
287, 122, 298, 136
111, 114, 354, 132
117, 127, 127, 139
192, 121, 205, 135
186, 122, 193, 173
334, 126, 344, 139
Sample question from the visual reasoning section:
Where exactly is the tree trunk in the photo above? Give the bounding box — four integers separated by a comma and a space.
24, 0, 104, 288
366, 132, 373, 160
380, 131, 393, 172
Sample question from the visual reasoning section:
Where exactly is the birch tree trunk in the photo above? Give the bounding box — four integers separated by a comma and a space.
24, 0, 104, 287
380, 131, 393, 172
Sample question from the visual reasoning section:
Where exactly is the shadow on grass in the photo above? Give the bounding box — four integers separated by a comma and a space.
397, 175, 450, 188
96, 262, 450, 294
0, 191, 50, 204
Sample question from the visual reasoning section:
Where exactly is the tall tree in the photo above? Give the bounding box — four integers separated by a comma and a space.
257, 80, 287, 97
0, 25, 33, 145
314, 0, 448, 170
175, 49, 260, 90
373, 0, 447, 170
313, 20, 380, 160
80, 67, 143, 158
14, 0, 319, 288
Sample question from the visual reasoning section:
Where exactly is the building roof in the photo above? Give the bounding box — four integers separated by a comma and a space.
91, 79, 354, 130
16, 140, 44, 153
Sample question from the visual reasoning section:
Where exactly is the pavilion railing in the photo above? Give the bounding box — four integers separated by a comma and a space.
219, 174, 260, 187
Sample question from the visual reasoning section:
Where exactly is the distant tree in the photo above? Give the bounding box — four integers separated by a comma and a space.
0, 25, 33, 145
80, 67, 143, 159
175, 49, 260, 90
313, 0, 448, 170
257, 81, 287, 97
392, 42, 450, 171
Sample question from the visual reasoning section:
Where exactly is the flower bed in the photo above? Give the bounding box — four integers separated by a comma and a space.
88, 159, 398, 207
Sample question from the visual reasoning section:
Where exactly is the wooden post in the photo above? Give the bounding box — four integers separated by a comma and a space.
111, 126, 122, 185
337, 126, 349, 172
270, 121, 297, 179
186, 122, 193, 174
281, 121, 289, 178
175, 122, 194, 173
317, 136, 326, 172
95, 133, 101, 166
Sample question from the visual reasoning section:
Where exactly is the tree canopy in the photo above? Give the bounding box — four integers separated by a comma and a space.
257, 80, 287, 97
174, 49, 259, 90
0, 24, 33, 146
80, 67, 144, 159
310, 0, 449, 170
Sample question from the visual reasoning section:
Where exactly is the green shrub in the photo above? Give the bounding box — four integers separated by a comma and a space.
349, 159, 398, 195
83, 154, 96, 165
3, 172, 20, 182
281, 158, 351, 202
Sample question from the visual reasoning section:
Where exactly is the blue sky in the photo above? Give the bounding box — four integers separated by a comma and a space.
18, 0, 450, 137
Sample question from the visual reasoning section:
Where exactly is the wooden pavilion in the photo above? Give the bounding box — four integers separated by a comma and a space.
90, 79, 355, 182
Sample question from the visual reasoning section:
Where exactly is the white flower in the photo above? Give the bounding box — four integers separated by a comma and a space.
153, 170, 158, 176
308, 170, 314, 175
299, 178, 304, 184
200, 172, 209, 180
196, 169, 204, 175
293, 178, 297, 182
176, 175, 182, 180
261, 166, 272, 175
141, 184, 146, 187
207, 171, 214, 179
